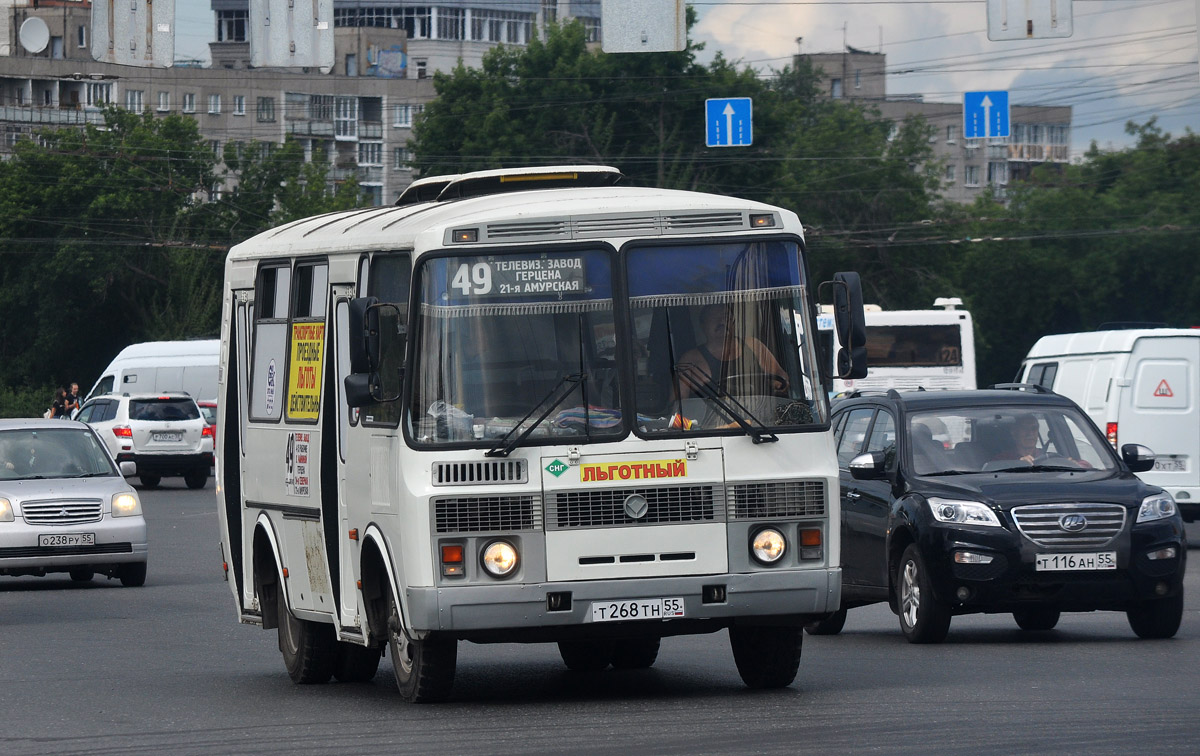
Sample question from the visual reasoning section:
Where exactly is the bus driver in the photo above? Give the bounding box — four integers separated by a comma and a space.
677, 305, 789, 401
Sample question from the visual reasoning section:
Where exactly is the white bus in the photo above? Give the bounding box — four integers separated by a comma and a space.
215, 165, 866, 701
817, 298, 976, 395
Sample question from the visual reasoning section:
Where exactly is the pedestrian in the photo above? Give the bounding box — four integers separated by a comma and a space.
49, 387, 69, 419
65, 382, 81, 417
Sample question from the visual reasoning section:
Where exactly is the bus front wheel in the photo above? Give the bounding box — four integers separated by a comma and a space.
729, 626, 802, 689
387, 591, 456, 703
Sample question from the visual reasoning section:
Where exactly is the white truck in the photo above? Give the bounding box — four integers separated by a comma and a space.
1018, 328, 1200, 522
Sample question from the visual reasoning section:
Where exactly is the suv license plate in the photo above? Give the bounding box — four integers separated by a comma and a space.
39, 533, 95, 547
591, 597, 685, 623
1035, 552, 1116, 571
152, 432, 182, 442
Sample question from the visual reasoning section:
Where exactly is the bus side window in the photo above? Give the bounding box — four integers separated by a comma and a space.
362, 254, 411, 426
250, 264, 291, 422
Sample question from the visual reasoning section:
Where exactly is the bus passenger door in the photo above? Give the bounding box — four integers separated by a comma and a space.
332, 287, 365, 629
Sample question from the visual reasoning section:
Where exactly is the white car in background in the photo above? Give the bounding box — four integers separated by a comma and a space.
76, 393, 214, 490
0, 419, 147, 586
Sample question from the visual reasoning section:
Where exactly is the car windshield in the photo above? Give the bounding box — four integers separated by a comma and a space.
130, 398, 201, 422
627, 241, 826, 436
908, 405, 1117, 476
0, 428, 117, 480
410, 250, 622, 446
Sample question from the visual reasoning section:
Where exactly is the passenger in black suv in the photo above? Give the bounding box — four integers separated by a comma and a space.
813, 386, 1186, 643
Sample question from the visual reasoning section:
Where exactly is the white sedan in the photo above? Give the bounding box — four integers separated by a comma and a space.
0, 419, 147, 586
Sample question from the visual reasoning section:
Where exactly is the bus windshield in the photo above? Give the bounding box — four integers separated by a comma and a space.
410, 249, 623, 445
627, 241, 825, 435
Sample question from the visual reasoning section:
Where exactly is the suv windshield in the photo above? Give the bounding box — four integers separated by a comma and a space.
909, 405, 1117, 475
627, 241, 825, 436
130, 398, 201, 422
0, 428, 117, 479
410, 250, 621, 446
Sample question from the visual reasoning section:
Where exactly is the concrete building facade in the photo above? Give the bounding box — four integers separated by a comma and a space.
798, 45, 1071, 203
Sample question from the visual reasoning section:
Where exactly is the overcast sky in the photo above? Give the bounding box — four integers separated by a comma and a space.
174, 1, 1200, 156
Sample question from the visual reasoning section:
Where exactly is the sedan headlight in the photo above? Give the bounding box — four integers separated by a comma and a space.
927, 497, 1001, 527
1137, 493, 1177, 523
0, 497, 12, 522
112, 492, 142, 518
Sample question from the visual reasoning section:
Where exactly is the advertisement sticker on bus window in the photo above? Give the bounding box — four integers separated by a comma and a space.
285, 432, 310, 496
579, 458, 687, 483
448, 256, 586, 298
265, 359, 277, 415
288, 323, 325, 420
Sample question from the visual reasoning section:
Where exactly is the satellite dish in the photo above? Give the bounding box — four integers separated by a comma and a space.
19, 17, 50, 54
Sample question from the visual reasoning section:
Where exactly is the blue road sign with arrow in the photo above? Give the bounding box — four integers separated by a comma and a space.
706, 98, 753, 147
963, 90, 1010, 139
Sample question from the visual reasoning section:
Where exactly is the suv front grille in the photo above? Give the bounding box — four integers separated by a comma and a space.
727, 480, 826, 519
433, 495, 541, 533
547, 485, 721, 529
1011, 503, 1127, 547
22, 499, 104, 525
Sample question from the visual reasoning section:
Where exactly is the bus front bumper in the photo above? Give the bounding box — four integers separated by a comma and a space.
404, 568, 841, 640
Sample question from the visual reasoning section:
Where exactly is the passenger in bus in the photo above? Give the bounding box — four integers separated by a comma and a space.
676, 305, 788, 401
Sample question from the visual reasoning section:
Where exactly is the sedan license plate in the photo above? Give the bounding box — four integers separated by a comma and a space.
1153, 456, 1186, 472
152, 432, 182, 442
1035, 552, 1116, 571
38, 533, 95, 547
591, 597, 685, 623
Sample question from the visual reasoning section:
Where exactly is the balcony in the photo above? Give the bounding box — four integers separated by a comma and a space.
287, 120, 335, 137
0, 105, 105, 126
1006, 143, 1070, 163
358, 121, 383, 139
357, 165, 383, 183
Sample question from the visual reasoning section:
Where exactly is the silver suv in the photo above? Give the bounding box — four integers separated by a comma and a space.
76, 393, 213, 489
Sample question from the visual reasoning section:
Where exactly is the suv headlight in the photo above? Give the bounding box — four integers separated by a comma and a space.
1137, 493, 1177, 523
0, 497, 12, 522
927, 497, 1001, 527
112, 492, 142, 518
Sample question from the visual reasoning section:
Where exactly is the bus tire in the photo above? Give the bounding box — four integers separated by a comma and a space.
557, 640, 614, 672
387, 591, 456, 702
333, 642, 382, 683
729, 626, 802, 689
611, 638, 660, 669
804, 608, 848, 635
277, 580, 336, 684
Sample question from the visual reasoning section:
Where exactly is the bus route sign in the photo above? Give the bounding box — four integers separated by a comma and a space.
449, 257, 586, 298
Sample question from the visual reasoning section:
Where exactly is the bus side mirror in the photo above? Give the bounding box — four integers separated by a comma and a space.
820, 272, 868, 380
348, 296, 380, 374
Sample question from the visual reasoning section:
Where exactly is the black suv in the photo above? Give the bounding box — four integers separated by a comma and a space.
814, 386, 1186, 643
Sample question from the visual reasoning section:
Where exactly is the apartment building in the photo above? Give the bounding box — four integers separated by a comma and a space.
799, 45, 1072, 203
0, 0, 599, 204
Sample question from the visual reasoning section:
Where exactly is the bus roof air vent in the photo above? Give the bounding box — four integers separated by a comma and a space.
436, 165, 624, 201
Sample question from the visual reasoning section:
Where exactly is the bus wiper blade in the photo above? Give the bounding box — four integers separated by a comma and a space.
674, 366, 778, 444
486, 373, 585, 458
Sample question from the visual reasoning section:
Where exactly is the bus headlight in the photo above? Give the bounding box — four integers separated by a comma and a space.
111, 492, 142, 518
751, 528, 787, 564
481, 541, 519, 578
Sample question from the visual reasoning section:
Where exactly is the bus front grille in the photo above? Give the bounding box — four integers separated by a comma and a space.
546, 485, 721, 530
433, 495, 542, 534
727, 480, 826, 520
432, 459, 528, 486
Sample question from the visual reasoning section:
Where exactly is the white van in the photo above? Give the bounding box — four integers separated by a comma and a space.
84, 340, 220, 404
1018, 328, 1199, 522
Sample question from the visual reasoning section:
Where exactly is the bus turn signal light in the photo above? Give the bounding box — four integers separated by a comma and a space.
441, 544, 464, 576
800, 528, 823, 560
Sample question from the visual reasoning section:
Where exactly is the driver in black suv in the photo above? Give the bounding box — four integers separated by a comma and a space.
811, 386, 1187, 643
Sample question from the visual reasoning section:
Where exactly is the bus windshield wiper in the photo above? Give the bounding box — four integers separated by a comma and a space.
674, 366, 778, 444
486, 373, 585, 458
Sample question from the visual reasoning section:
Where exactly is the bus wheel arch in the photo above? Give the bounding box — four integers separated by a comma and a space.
252, 522, 282, 630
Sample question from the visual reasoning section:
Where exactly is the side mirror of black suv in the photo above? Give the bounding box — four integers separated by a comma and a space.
848, 451, 889, 481
1121, 443, 1156, 473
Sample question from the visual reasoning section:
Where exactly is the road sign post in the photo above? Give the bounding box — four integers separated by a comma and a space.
963, 91, 1010, 139
705, 98, 753, 148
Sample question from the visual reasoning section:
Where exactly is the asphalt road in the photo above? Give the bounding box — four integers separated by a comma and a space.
2, 484, 1198, 756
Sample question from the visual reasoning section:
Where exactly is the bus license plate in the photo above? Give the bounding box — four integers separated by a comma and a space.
1153, 457, 1186, 472
591, 597, 685, 623
39, 533, 95, 547
153, 432, 181, 442
1035, 552, 1116, 571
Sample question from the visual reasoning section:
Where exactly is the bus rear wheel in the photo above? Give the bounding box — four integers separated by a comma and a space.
387, 591, 456, 702
334, 642, 382, 683
277, 580, 336, 684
